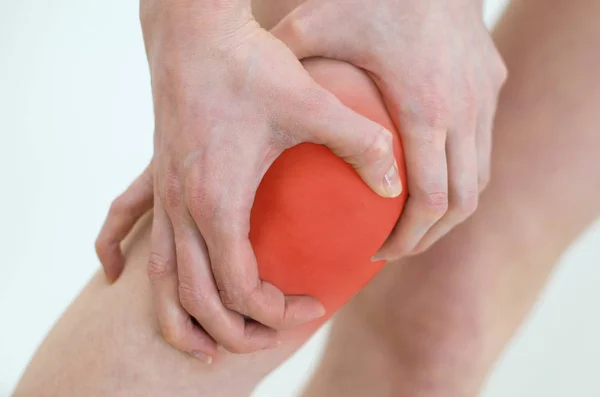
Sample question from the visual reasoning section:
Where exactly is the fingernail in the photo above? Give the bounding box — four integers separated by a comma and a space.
371, 254, 386, 262
190, 350, 213, 364
306, 305, 326, 322
266, 339, 283, 350
317, 305, 326, 319
383, 161, 402, 198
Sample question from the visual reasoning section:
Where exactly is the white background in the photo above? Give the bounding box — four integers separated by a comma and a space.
1, 0, 599, 395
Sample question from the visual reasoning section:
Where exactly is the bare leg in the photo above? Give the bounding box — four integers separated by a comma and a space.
14, 215, 302, 396
13, 1, 398, 395
304, 0, 600, 395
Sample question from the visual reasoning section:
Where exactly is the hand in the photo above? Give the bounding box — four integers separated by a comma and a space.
272, 0, 507, 258
98, 1, 401, 360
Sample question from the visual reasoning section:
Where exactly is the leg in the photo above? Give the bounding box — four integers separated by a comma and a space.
14, 1, 402, 395
305, 0, 600, 395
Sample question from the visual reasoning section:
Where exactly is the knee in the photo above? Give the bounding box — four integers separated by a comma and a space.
355, 273, 491, 396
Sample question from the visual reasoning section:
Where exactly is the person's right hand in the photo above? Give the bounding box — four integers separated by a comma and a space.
97, 1, 401, 362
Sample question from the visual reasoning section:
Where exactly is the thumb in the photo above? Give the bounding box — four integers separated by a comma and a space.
305, 91, 403, 199
270, 1, 328, 60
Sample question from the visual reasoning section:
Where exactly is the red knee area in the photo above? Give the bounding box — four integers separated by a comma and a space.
250, 58, 407, 317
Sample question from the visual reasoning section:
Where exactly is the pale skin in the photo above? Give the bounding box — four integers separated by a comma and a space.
13, 58, 398, 397
95, 0, 506, 359
15, 0, 600, 395
304, 0, 600, 395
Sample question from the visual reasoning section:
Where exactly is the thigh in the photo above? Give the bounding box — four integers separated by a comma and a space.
13, 215, 295, 397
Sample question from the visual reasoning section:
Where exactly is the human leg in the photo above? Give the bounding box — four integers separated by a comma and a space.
14, 3, 406, 394
304, 0, 600, 395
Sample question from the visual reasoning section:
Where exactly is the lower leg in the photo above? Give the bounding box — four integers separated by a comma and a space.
305, 0, 600, 395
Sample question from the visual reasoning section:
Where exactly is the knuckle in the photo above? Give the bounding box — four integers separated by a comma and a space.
218, 284, 251, 314
178, 280, 208, 311
163, 173, 183, 210
453, 188, 479, 219
146, 252, 175, 281
286, 14, 309, 42
160, 321, 183, 348
421, 190, 449, 216
219, 289, 240, 312
109, 196, 130, 218
185, 179, 210, 213
362, 128, 394, 162
405, 87, 451, 131
422, 105, 450, 131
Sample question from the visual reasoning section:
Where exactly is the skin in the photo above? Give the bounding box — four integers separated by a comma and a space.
14, 0, 600, 395
14, 56, 406, 397
303, 0, 600, 395
272, 0, 507, 257
96, 0, 506, 358
98, 0, 401, 358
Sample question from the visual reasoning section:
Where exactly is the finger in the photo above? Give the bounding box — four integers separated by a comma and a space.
206, 224, 325, 330
373, 124, 449, 260
475, 99, 497, 192
96, 164, 154, 282
478, 34, 506, 192
183, 169, 326, 332
270, 1, 330, 60
413, 127, 479, 253
147, 199, 217, 363
275, 8, 401, 197
171, 210, 280, 354
300, 89, 402, 198
180, 146, 327, 334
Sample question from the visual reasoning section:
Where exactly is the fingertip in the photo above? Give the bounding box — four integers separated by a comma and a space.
283, 295, 327, 328
372, 236, 406, 262
340, 122, 400, 199
188, 326, 218, 363
190, 350, 213, 364
371, 252, 396, 263
270, 5, 314, 60
98, 242, 125, 282
104, 262, 124, 284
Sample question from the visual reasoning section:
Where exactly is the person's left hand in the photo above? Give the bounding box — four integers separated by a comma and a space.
271, 0, 508, 259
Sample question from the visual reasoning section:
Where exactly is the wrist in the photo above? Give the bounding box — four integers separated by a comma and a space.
140, 0, 253, 44
140, 0, 255, 67
140, 0, 251, 21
